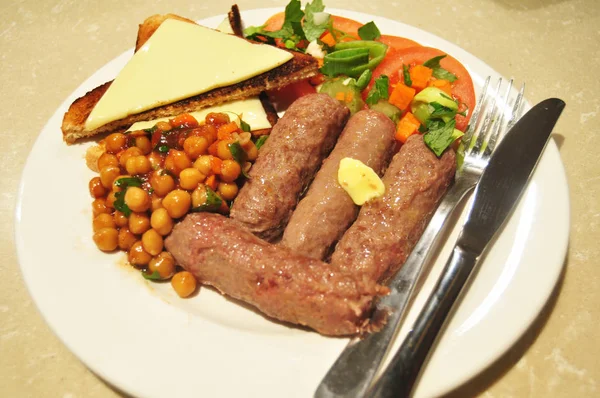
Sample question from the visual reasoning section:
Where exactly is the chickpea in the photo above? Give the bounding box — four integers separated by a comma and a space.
150, 208, 173, 236
164, 150, 192, 176
88, 176, 107, 198
162, 189, 191, 219
113, 210, 128, 227
141, 229, 163, 256
99, 165, 121, 188
105, 133, 127, 154
93, 213, 116, 231
93, 227, 119, 251
125, 155, 152, 175
179, 168, 205, 190
148, 252, 176, 280
129, 212, 151, 235
97, 152, 119, 171
191, 185, 208, 208
92, 198, 110, 217
105, 191, 117, 208
151, 209, 174, 236
170, 113, 199, 129
237, 132, 252, 146
119, 147, 143, 169
219, 160, 241, 182
151, 195, 163, 211
243, 140, 258, 161
193, 155, 213, 176
191, 124, 217, 144
128, 241, 152, 266
150, 171, 176, 197
118, 227, 137, 251
183, 135, 209, 160
135, 136, 152, 155
156, 121, 172, 132
171, 271, 197, 298
217, 182, 239, 201
147, 151, 163, 170
216, 140, 234, 160
124, 186, 150, 213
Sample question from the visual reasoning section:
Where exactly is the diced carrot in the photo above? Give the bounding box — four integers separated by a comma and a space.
389, 83, 416, 111
320, 31, 337, 47
205, 175, 218, 191
208, 140, 219, 157
409, 65, 433, 91
345, 92, 354, 103
210, 156, 223, 175
395, 112, 421, 143
428, 79, 452, 96
217, 122, 239, 140
170, 113, 199, 129
335, 92, 346, 101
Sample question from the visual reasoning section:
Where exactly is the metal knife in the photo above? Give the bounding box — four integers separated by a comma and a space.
366, 97, 565, 397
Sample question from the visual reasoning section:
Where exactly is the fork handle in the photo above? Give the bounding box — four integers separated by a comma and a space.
367, 246, 479, 398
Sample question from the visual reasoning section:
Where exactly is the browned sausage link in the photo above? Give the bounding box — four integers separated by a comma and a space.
280, 110, 396, 260
330, 134, 456, 283
165, 213, 383, 336
229, 93, 350, 241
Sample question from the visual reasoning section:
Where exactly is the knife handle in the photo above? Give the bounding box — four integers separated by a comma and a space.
367, 245, 478, 398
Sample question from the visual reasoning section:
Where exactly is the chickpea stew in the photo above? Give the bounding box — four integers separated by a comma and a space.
88, 112, 267, 297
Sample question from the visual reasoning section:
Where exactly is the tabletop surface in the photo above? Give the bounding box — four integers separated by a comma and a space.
2, 0, 599, 396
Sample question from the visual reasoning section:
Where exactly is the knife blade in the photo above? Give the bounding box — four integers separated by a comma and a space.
366, 97, 565, 398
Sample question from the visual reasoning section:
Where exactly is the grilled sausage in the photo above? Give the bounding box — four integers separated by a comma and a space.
280, 110, 396, 260
165, 213, 384, 336
330, 134, 456, 283
229, 93, 350, 241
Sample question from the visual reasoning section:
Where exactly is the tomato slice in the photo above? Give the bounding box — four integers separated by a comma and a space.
365, 46, 476, 131
263, 12, 363, 41
267, 80, 317, 111
376, 35, 422, 51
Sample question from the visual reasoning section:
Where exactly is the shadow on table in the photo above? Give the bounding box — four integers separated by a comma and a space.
441, 249, 569, 398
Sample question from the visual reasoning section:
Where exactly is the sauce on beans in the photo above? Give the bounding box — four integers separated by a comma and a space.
89, 112, 266, 296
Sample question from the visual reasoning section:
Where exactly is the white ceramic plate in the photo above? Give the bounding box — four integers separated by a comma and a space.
15, 8, 569, 398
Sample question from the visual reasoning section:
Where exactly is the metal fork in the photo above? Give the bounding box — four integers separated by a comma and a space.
315, 77, 525, 398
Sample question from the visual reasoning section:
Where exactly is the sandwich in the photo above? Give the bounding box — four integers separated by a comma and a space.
61, 8, 319, 144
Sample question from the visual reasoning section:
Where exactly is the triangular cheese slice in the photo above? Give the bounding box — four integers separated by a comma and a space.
85, 19, 293, 130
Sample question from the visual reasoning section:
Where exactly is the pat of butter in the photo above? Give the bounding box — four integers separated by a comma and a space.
126, 97, 271, 132
86, 19, 292, 131
338, 158, 385, 205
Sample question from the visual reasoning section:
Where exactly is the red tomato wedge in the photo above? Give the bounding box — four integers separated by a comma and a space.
263, 12, 363, 40
376, 35, 422, 51
366, 46, 476, 131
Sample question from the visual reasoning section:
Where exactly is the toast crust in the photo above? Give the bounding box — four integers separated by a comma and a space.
62, 12, 318, 144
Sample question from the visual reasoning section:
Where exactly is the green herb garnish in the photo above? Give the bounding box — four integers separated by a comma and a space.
303, 0, 329, 41
113, 177, 143, 216
142, 270, 162, 281
423, 55, 458, 82
423, 119, 457, 157
403, 64, 412, 87
190, 186, 223, 213
365, 75, 389, 105
158, 145, 169, 154
358, 21, 381, 40
255, 135, 269, 150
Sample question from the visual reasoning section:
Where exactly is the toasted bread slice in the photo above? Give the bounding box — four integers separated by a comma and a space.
228, 4, 244, 37
62, 13, 318, 144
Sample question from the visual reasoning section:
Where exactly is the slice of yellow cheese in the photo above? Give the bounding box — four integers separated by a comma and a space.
85, 19, 292, 131
338, 157, 385, 205
126, 97, 271, 132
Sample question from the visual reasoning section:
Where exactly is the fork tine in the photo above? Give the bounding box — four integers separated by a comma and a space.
469, 77, 502, 156
462, 76, 491, 147
506, 82, 526, 131
486, 78, 513, 151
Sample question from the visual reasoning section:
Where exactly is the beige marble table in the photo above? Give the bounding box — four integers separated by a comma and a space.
2, 0, 598, 396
